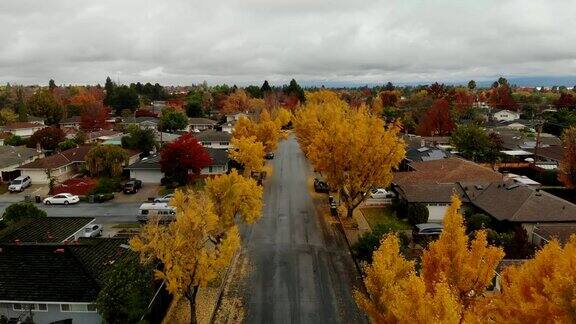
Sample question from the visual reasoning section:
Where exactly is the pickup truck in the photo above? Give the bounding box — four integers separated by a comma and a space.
123, 179, 142, 194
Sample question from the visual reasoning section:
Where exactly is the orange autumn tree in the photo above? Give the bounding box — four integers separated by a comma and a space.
294, 98, 405, 218
222, 89, 252, 114
355, 196, 505, 323
229, 136, 265, 176
232, 111, 283, 153
472, 236, 576, 323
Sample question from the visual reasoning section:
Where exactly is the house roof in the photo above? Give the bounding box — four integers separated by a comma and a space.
189, 118, 217, 125
194, 130, 231, 142
395, 183, 469, 203
526, 146, 564, 162
0, 217, 94, 244
493, 130, 562, 150
405, 146, 450, 162
206, 148, 229, 166
19, 146, 93, 169
122, 116, 159, 124
533, 224, 576, 244
4, 122, 44, 130
86, 129, 122, 140
393, 157, 503, 185
469, 181, 576, 223
0, 238, 131, 303
0, 146, 42, 168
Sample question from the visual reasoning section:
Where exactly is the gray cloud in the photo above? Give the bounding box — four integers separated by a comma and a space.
1, 0, 576, 85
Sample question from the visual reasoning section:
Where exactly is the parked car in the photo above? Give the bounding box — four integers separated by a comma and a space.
154, 194, 174, 203
264, 152, 275, 160
83, 224, 103, 237
8, 175, 31, 192
369, 188, 395, 200
412, 223, 443, 243
314, 178, 329, 193
43, 193, 80, 205
123, 179, 142, 194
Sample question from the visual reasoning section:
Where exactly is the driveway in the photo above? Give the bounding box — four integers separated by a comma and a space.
0, 185, 49, 203
215, 135, 366, 323
114, 184, 160, 203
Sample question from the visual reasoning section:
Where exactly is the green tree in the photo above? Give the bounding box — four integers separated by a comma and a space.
4, 134, 25, 146
407, 202, 429, 225
185, 91, 204, 117
26, 89, 64, 125
0, 108, 17, 126
16, 87, 27, 122
48, 79, 56, 90
352, 224, 409, 263
2, 202, 47, 225
109, 85, 139, 115
160, 107, 188, 133
467, 80, 477, 90
57, 139, 78, 151
245, 85, 263, 99
260, 80, 272, 94
121, 124, 158, 155
450, 124, 502, 162
85, 145, 128, 178
284, 79, 306, 103
104, 76, 115, 106
95, 256, 154, 324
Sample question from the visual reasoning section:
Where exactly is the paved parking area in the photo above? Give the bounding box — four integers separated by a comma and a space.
0, 185, 50, 203
113, 184, 160, 203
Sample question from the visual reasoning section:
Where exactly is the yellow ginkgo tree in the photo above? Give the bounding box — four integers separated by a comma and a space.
354, 196, 505, 323
294, 98, 405, 219
130, 172, 264, 324
229, 136, 265, 176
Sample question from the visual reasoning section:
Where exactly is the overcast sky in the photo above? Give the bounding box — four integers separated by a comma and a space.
1, 0, 576, 86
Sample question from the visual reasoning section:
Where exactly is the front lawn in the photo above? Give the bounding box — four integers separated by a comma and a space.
361, 206, 411, 231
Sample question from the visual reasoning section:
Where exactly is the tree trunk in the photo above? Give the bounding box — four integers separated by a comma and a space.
186, 286, 199, 324
346, 207, 354, 219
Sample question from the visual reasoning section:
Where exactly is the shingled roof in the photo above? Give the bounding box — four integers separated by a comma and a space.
0, 217, 94, 244
19, 146, 93, 169
0, 238, 131, 303
194, 129, 231, 142
393, 157, 503, 185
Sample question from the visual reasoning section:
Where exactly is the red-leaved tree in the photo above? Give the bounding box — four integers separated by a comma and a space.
555, 92, 575, 110
80, 104, 110, 131
27, 126, 65, 151
489, 84, 518, 111
416, 98, 455, 136
160, 133, 213, 185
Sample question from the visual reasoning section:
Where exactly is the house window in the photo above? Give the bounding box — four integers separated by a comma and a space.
201, 142, 210, 146
219, 142, 229, 146
13, 303, 48, 312
60, 304, 97, 313
208, 166, 213, 173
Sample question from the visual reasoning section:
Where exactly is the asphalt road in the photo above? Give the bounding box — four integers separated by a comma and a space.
222, 135, 366, 323
0, 201, 141, 223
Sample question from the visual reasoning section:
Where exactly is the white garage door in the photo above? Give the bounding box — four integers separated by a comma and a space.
131, 170, 163, 183
427, 205, 449, 223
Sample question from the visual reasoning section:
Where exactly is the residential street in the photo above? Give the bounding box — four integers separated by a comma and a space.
216, 135, 366, 323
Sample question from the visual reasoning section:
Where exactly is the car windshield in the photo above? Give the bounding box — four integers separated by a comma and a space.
125, 183, 133, 187
84, 228, 91, 232
11, 180, 21, 184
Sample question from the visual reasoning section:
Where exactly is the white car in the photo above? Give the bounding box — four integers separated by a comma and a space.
370, 188, 395, 200
154, 194, 174, 203
43, 193, 80, 205
8, 175, 32, 192
83, 224, 103, 237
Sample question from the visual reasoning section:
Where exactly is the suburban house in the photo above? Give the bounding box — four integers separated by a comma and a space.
187, 118, 217, 132
18, 146, 141, 184
220, 120, 236, 134
526, 146, 565, 170
393, 157, 503, 221
4, 122, 46, 138
126, 148, 230, 183
85, 130, 123, 143
0, 238, 134, 324
493, 129, 562, 151
464, 181, 576, 239
493, 109, 520, 122
0, 146, 44, 182
194, 130, 232, 149
60, 116, 82, 129
225, 112, 251, 123
0, 217, 95, 244
121, 117, 159, 130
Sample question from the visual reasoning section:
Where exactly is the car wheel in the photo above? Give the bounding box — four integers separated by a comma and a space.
64, 201, 69, 205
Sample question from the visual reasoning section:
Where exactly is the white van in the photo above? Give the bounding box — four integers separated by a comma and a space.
137, 202, 176, 223
9, 175, 32, 192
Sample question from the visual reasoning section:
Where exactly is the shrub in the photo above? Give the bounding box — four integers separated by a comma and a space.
91, 178, 122, 195
407, 203, 429, 225
352, 224, 409, 263
4, 134, 26, 146
58, 139, 78, 151
466, 213, 492, 232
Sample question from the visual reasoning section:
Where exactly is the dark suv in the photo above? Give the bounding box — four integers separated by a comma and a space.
123, 179, 142, 194
313, 178, 329, 193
